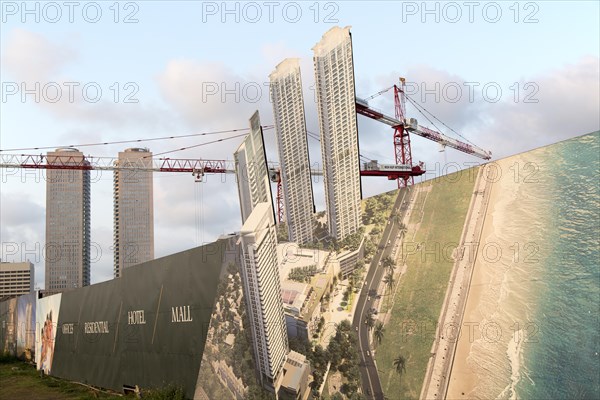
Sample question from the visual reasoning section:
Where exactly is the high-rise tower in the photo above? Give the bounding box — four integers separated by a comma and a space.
45, 148, 90, 292
239, 202, 289, 392
113, 148, 154, 278
269, 58, 315, 245
313, 26, 362, 240
234, 112, 289, 393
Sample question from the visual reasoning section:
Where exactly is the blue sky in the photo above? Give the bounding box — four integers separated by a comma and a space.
1, 1, 599, 288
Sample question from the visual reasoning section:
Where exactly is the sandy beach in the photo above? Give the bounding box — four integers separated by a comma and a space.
445, 162, 502, 400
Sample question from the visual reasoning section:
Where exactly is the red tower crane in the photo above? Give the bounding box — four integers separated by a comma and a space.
0, 153, 233, 181
0, 151, 419, 225
355, 77, 492, 188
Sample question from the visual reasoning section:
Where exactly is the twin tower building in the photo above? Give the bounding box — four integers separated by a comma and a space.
234, 26, 362, 394
45, 147, 152, 294
269, 25, 362, 245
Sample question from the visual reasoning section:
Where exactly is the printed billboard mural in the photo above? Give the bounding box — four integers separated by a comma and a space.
16, 292, 36, 361
35, 293, 62, 374
1, 297, 17, 356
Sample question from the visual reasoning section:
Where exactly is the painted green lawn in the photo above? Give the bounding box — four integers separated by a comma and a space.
375, 168, 478, 399
408, 190, 428, 226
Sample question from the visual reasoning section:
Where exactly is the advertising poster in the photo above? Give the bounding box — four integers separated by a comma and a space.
1, 298, 17, 356
35, 293, 62, 374
16, 293, 36, 361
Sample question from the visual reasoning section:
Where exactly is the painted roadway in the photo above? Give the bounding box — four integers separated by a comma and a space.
353, 187, 413, 400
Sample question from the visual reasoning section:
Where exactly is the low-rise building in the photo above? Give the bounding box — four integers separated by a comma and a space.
278, 245, 335, 342
281, 281, 312, 340
0, 261, 34, 298
278, 351, 311, 400
336, 238, 365, 279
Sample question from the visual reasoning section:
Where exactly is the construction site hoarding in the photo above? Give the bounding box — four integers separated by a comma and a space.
0, 240, 229, 398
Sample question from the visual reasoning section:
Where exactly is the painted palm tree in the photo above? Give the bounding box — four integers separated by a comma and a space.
382, 256, 395, 273
383, 271, 395, 294
398, 222, 407, 235
366, 313, 376, 331
373, 321, 385, 346
393, 354, 407, 378
382, 274, 391, 292
383, 272, 396, 307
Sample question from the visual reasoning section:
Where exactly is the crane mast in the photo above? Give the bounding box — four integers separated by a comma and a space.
393, 78, 413, 187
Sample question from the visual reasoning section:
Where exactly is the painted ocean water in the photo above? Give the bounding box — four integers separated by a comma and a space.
468, 131, 599, 399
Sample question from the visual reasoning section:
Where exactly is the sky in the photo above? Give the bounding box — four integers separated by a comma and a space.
1, 0, 599, 288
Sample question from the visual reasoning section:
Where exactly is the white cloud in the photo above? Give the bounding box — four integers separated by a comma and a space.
2, 28, 176, 134
1, 28, 77, 82
479, 56, 600, 158
156, 59, 276, 131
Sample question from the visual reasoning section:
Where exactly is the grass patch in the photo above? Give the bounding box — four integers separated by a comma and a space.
0, 359, 122, 400
143, 385, 186, 400
375, 168, 479, 399
0, 358, 188, 400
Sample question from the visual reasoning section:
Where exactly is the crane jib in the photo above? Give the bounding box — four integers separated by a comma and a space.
355, 98, 491, 160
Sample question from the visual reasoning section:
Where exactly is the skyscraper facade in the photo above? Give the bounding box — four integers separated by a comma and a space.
45, 148, 90, 292
239, 202, 289, 391
269, 58, 315, 245
313, 26, 362, 240
113, 148, 154, 278
234, 111, 273, 224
